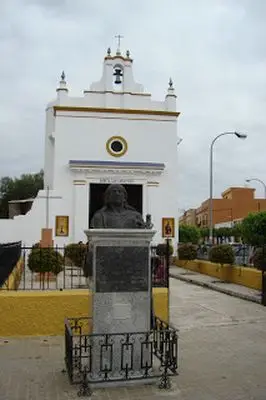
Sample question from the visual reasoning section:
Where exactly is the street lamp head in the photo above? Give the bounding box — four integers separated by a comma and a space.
234, 132, 247, 139
246, 179, 251, 183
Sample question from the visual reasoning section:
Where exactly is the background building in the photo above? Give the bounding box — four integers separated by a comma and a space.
179, 208, 196, 226
179, 187, 266, 228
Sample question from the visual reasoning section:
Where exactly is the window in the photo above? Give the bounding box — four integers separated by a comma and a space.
106, 136, 128, 157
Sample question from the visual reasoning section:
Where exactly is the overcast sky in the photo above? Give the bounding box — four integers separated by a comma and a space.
0, 0, 265, 210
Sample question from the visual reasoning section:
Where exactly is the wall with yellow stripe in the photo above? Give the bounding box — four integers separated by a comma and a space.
176, 259, 262, 290
0, 288, 168, 337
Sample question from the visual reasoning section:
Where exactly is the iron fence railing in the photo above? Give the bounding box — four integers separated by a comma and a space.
64, 315, 178, 393
1, 244, 170, 291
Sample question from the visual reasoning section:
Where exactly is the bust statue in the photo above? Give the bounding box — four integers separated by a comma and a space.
90, 184, 145, 229
84, 184, 149, 280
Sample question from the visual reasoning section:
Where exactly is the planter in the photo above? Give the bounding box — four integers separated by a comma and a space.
219, 264, 233, 282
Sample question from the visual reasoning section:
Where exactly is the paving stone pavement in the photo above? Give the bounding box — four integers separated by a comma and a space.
170, 265, 262, 304
1, 278, 266, 399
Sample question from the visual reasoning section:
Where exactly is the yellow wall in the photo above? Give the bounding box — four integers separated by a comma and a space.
0, 288, 168, 337
176, 260, 262, 290
153, 287, 169, 322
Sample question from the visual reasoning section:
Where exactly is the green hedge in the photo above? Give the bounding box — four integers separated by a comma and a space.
209, 244, 235, 265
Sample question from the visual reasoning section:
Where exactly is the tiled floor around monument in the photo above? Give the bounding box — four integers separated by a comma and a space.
1, 278, 266, 400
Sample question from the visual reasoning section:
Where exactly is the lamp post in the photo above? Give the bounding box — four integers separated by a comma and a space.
209, 132, 247, 244
245, 178, 266, 199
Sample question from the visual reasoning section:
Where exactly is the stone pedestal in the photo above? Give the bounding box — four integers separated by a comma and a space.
84, 229, 156, 383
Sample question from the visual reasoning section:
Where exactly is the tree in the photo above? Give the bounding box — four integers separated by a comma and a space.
179, 224, 200, 244
0, 170, 43, 218
241, 212, 266, 246
199, 227, 209, 240
231, 223, 243, 242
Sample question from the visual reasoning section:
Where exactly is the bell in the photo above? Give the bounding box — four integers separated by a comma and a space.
113, 68, 123, 84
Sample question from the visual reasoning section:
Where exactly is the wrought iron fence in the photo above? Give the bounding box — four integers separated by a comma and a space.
1, 244, 169, 290
64, 316, 178, 390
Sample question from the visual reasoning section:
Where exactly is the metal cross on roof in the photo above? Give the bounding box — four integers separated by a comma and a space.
115, 34, 124, 53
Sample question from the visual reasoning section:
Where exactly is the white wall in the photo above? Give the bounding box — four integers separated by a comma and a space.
0, 52, 179, 248
53, 114, 177, 189
0, 189, 70, 246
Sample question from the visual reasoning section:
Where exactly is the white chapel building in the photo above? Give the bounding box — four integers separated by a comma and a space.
0, 47, 181, 247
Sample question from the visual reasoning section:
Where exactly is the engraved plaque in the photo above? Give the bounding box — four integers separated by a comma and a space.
113, 303, 131, 319
95, 246, 149, 292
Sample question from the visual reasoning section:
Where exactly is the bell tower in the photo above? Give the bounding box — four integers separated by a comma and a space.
87, 44, 145, 99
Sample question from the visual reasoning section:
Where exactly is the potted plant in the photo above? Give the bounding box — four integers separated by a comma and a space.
64, 243, 87, 268
177, 243, 197, 267
156, 242, 174, 257
253, 247, 266, 271
209, 244, 235, 281
28, 247, 64, 287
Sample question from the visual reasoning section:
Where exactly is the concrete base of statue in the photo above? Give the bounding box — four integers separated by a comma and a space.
84, 229, 157, 385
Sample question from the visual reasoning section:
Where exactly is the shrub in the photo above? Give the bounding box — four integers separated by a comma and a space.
209, 244, 235, 266
178, 243, 197, 260
28, 248, 64, 275
156, 243, 174, 256
253, 247, 266, 271
64, 243, 87, 268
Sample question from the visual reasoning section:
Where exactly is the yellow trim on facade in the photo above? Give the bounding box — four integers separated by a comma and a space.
53, 106, 180, 118
73, 180, 86, 185
83, 90, 151, 97
58, 115, 177, 123
104, 55, 133, 63
147, 181, 159, 187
